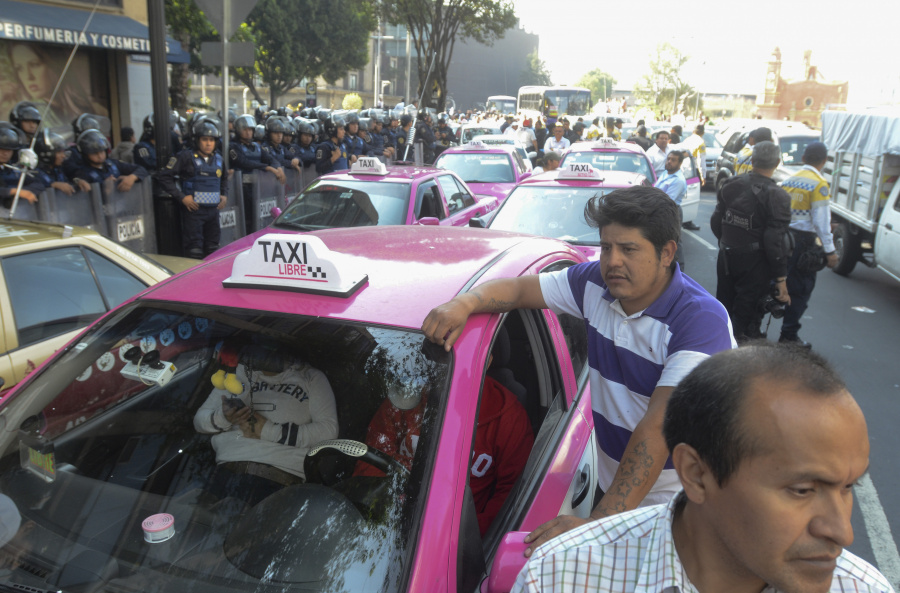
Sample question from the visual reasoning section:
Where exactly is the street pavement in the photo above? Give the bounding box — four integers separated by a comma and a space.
684, 187, 900, 587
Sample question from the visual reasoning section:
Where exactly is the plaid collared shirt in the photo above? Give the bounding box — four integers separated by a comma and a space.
512, 493, 895, 593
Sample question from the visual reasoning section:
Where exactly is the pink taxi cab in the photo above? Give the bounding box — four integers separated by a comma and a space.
477, 163, 651, 260
433, 141, 532, 204
209, 157, 499, 259
0, 226, 599, 593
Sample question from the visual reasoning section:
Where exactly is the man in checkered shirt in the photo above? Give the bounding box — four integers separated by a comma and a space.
513, 344, 894, 593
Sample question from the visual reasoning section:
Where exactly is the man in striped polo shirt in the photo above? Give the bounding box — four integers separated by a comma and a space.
422, 186, 735, 555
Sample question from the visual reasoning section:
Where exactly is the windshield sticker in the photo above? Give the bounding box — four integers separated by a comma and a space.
178, 322, 193, 340
140, 336, 157, 353
76, 365, 92, 382
160, 329, 175, 347
195, 318, 209, 332
339, 191, 354, 199
96, 352, 115, 372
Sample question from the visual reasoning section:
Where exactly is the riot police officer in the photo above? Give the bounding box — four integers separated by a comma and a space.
415, 111, 437, 164
396, 113, 413, 160
344, 112, 366, 158
0, 124, 41, 206
261, 116, 298, 171
9, 101, 41, 144
434, 113, 457, 158
157, 120, 229, 259
315, 116, 354, 175
63, 113, 103, 182
34, 129, 76, 195
711, 141, 792, 343
293, 120, 318, 168
229, 114, 284, 182
134, 114, 160, 172
369, 118, 394, 159
73, 129, 148, 192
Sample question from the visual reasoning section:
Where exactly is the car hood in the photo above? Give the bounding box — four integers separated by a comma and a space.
572, 244, 601, 261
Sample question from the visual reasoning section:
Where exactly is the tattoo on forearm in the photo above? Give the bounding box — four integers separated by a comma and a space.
470, 291, 514, 313
599, 440, 654, 515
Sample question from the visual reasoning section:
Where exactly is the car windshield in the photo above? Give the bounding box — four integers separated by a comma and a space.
561, 151, 654, 180
435, 152, 514, 183
462, 127, 500, 143
0, 303, 450, 593
277, 180, 410, 228
545, 90, 591, 117
486, 99, 516, 113
702, 132, 722, 149
489, 186, 609, 244
780, 136, 819, 166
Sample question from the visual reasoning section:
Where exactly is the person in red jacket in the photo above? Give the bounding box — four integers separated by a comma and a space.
356, 374, 534, 535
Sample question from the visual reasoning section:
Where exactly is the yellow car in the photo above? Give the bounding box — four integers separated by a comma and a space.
0, 220, 196, 392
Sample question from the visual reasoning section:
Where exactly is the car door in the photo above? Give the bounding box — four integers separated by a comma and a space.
412, 178, 450, 224
437, 174, 495, 226
875, 182, 900, 279
455, 260, 598, 593
680, 154, 702, 225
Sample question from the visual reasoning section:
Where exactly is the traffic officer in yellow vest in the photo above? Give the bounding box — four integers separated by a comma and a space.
778, 142, 837, 348
734, 127, 772, 176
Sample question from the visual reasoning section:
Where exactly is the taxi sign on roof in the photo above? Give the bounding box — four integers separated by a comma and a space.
591, 138, 618, 148
223, 233, 368, 297
350, 157, 388, 175
558, 163, 602, 180
465, 140, 489, 149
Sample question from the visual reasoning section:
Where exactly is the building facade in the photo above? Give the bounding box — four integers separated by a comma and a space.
757, 47, 848, 128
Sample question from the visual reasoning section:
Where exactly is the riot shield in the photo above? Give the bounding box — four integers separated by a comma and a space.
99, 179, 157, 252
39, 186, 106, 233
218, 171, 246, 246
243, 171, 285, 233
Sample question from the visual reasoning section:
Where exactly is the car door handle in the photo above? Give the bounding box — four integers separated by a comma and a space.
887, 223, 894, 230
572, 464, 590, 508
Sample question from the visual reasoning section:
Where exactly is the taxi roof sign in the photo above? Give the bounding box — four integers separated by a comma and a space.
465, 140, 489, 149
591, 138, 618, 148
350, 157, 388, 175
223, 233, 368, 297
558, 163, 603, 180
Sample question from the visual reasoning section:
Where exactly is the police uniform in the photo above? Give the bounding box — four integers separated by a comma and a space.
780, 165, 835, 341
294, 142, 317, 167
35, 164, 74, 193
157, 149, 229, 259
0, 164, 44, 207
74, 159, 148, 185
133, 140, 158, 171
346, 133, 366, 158
368, 131, 389, 157
261, 140, 292, 169
61, 148, 84, 180
734, 144, 754, 176
315, 140, 349, 175
395, 127, 410, 159
710, 172, 791, 341
415, 121, 436, 164
229, 140, 278, 175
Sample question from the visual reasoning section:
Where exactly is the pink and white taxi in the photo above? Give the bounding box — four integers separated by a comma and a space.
477, 163, 651, 260
433, 141, 533, 204
210, 157, 499, 259
0, 226, 599, 593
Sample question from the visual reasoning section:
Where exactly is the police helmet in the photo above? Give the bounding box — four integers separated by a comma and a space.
324, 115, 346, 139
218, 108, 237, 124
299, 107, 315, 119
276, 106, 293, 118
0, 124, 25, 151
437, 113, 449, 125
265, 116, 290, 134
359, 109, 370, 118
400, 114, 413, 127
142, 114, 155, 136
192, 119, 221, 142
358, 118, 371, 133
254, 105, 269, 124
316, 109, 332, 123
253, 124, 266, 142
297, 120, 316, 137
34, 129, 67, 165
72, 114, 101, 138
10, 101, 41, 128
77, 129, 110, 156
234, 114, 256, 135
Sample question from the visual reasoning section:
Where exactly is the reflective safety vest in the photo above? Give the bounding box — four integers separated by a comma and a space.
183, 153, 223, 205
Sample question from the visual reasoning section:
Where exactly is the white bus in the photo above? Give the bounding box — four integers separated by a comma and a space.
485, 95, 517, 114
517, 86, 592, 120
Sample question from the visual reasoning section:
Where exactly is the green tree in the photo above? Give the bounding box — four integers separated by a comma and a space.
164, 0, 218, 112
633, 42, 694, 118
576, 68, 616, 104
520, 50, 552, 87
383, 0, 517, 111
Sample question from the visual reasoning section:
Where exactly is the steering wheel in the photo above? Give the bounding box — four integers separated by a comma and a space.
306, 439, 409, 477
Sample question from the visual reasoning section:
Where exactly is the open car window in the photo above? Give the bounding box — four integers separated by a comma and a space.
0, 302, 450, 593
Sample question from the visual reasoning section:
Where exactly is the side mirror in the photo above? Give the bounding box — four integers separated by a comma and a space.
481, 532, 529, 593
271, 207, 283, 218
417, 217, 440, 226
468, 216, 486, 228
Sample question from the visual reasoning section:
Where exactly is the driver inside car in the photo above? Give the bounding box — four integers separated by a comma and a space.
354, 357, 534, 535
194, 342, 339, 506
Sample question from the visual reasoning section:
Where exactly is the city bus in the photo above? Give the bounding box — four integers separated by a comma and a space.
485, 95, 517, 114
517, 86, 592, 120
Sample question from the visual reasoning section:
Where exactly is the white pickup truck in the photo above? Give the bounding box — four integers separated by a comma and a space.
821, 109, 900, 281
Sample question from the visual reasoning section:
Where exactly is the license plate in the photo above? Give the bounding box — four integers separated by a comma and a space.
20, 443, 56, 482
